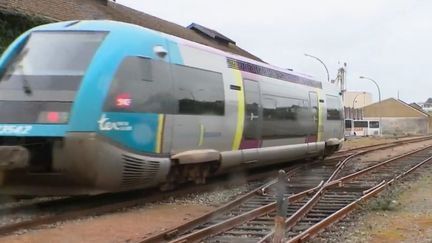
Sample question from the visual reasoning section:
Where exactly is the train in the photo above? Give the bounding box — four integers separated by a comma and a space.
0, 20, 344, 195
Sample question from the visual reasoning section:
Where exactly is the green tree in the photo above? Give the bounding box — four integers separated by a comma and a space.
0, 12, 49, 54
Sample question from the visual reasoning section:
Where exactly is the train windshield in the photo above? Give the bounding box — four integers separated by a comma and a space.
0, 31, 106, 93
0, 31, 106, 124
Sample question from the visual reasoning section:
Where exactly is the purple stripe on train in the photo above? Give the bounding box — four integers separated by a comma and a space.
227, 58, 322, 89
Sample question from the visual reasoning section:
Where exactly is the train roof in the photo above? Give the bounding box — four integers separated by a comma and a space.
29, 20, 329, 89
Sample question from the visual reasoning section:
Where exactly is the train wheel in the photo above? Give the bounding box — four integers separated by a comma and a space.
160, 161, 219, 191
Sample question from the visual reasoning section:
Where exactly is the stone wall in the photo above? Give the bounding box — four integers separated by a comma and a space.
365, 117, 429, 135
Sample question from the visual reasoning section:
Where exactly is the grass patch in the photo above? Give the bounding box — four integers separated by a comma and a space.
364, 187, 403, 211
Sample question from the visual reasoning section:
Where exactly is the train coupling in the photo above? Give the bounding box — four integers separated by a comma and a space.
0, 146, 30, 170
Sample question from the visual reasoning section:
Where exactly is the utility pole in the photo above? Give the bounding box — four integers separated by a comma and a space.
334, 62, 347, 101
273, 170, 288, 243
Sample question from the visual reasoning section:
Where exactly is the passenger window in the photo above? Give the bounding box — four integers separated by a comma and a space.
262, 94, 310, 139
326, 95, 343, 120
172, 64, 225, 116
104, 57, 225, 116
263, 96, 306, 121
262, 97, 277, 120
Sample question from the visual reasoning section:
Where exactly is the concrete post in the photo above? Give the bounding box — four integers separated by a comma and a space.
273, 170, 288, 243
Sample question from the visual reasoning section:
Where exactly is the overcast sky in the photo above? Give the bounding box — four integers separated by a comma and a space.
116, 0, 431, 103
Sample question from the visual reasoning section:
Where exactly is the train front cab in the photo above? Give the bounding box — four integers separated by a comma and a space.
0, 28, 115, 194
0, 21, 182, 195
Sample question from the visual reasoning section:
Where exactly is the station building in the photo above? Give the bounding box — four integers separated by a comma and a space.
363, 98, 432, 135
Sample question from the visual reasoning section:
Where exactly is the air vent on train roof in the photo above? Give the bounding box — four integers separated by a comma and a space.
187, 23, 236, 45
64, 20, 81, 28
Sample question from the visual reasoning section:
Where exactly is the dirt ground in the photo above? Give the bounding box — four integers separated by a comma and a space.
341, 136, 423, 150
0, 204, 213, 243
1, 136, 431, 243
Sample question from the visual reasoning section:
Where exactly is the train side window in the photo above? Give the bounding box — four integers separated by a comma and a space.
262, 94, 309, 139
263, 96, 306, 121
262, 97, 277, 120
326, 95, 343, 120
172, 64, 225, 116
104, 56, 177, 114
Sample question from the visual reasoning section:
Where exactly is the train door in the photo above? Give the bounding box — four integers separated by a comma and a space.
241, 79, 262, 164
307, 91, 319, 153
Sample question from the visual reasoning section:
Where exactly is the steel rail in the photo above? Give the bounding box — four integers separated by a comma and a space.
335, 135, 431, 154
332, 144, 432, 185
139, 137, 432, 243
0, 168, 291, 237
154, 138, 432, 243
258, 141, 432, 242
287, 154, 432, 243
0, 158, 310, 236
2, 137, 429, 239
168, 183, 323, 243
139, 166, 304, 243
329, 135, 432, 161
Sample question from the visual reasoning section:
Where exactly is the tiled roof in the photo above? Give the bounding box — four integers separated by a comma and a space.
0, 0, 262, 61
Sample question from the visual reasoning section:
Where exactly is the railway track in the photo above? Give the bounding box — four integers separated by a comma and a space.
329, 135, 431, 159
138, 136, 432, 243
0, 136, 430, 238
312, 160, 432, 242
282, 145, 432, 243
0, 160, 301, 236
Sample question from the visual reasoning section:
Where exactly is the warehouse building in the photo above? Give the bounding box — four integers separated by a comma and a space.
363, 98, 431, 135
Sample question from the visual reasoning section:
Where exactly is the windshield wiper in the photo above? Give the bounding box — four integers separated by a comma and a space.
22, 77, 32, 95
15, 58, 32, 95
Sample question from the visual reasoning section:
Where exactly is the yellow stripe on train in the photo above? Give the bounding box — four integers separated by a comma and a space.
232, 69, 245, 150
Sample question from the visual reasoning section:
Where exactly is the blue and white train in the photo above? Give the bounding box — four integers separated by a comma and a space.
0, 20, 344, 195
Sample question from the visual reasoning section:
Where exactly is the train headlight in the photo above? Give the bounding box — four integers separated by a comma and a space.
38, 111, 69, 124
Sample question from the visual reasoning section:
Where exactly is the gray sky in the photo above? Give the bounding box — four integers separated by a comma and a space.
116, 0, 431, 103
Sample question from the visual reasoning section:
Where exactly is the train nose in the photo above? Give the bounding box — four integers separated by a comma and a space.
0, 146, 30, 170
